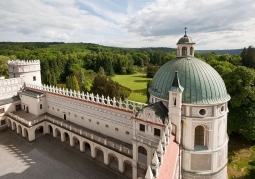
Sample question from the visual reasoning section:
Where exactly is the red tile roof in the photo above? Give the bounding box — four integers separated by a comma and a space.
157, 135, 179, 179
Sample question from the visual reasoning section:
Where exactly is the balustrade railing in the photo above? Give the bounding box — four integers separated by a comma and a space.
6, 112, 132, 157
25, 83, 147, 112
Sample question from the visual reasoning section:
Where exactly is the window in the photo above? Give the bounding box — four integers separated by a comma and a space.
24, 105, 26, 110
105, 124, 109, 127
33, 76, 36, 81
0, 108, 5, 113
154, 128, 161, 137
182, 47, 187, 56
97, 122, 99, 125
57, 109, 59, 111
140, 124, 145, 132
195, 126, 205, 146
115, 128, 119, 131
190, 47, 193, 55
75, 114, 77, 117
52, 107, 54, 110
40, 104, 42, 109
199, 109, 206, 116
173, 97, 176, 106
89, 119, 91, 122
126, 131, 129, 135
68, 112, 70, 115
221, 105, 224, 112
81, 117, 84, 119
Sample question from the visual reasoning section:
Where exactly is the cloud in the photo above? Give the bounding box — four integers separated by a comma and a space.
0, 0, 110, 40
122, 0, 255, 37
0, 0, 254, 49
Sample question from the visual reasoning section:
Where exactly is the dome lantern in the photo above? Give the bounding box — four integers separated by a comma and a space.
177, 27, 195, 57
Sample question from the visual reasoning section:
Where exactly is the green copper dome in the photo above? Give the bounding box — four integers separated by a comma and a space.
177, 35, 195, 44
148, 57, 230, 104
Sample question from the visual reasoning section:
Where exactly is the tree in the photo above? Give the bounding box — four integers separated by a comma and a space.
0, 55, 11, 77
146, 80, 152, 103
147, 64, 159, 78
66, 75, 80, 91
241, 46, 255, 69
225, 66, 255, 140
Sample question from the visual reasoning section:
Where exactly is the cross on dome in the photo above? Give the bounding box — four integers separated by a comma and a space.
184, 27, 187, 37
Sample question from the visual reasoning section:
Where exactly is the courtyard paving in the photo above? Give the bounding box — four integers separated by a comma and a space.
0, 129, 128, 179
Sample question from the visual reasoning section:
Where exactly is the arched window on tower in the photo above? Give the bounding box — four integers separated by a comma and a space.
190, 47, 193, 56
182, 47, 187, 56
194, 125, 206, 148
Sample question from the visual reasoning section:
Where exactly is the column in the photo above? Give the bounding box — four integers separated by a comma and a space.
118, 157, 124, 173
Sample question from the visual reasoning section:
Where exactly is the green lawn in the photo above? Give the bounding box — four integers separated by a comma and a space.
112, 73, 152, 103
228, 135, 255, 179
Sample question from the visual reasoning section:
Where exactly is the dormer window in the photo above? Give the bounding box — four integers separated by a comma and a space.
33, 76, 36, 81
182, 47, 187, 56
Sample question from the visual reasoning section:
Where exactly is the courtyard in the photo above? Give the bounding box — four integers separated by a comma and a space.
0, 129, 128, 179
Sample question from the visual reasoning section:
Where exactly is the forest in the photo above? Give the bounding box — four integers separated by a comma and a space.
0, 42, 255, 142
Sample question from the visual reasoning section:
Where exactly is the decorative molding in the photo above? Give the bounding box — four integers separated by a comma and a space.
47, 95, 133, 129
191, 106, 213, 117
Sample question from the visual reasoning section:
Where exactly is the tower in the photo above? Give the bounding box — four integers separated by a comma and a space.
148, 28, 230, 179
8, 60, 42, 85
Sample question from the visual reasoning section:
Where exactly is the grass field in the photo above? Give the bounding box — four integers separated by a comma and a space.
111, 73, 152, 103
228, 135, 255, 179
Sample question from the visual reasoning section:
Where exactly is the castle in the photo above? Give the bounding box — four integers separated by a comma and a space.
0, 31, 230, 179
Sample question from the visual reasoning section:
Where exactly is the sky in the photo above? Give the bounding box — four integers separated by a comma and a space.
0, 0, 254, 50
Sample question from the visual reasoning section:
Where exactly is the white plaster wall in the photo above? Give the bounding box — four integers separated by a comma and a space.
20, 95, 41, 116
177, 44, 195, 57
46, 94, 133, 144
37, 96, 46, 115
0, 78, 23, 100
0, 101, 20, 114
14, 71, 41, 85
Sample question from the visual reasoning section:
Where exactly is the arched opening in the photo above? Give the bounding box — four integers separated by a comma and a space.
34, 126, 44, 139
190, 47, 193, 55
182, 47, 187, 56
55, 128, 61, 140
23, 128, 29, 140
12, 122, 17, 131
108, 153, 119, 170
17, 125, 22, 135
95, 147, 104, 162
64, 114, 66, 120
138, 146, 147, 166
63, 132, 70, 144
73, 136, 80, 150
124, 160, 133, 178
84, 142, 91, 156
194, 125, 207, 150
7, 118, 11, 128
26, 106, 29, 113
48, 125, 53, 136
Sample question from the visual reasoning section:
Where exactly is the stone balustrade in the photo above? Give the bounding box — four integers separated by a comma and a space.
8, 60, 40, 65
0, 77, 23, 86
25, 83, 147, 112
6, 113, 32, 126
6, 112, 132, 157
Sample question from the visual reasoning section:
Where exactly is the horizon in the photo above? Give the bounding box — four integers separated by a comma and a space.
0, 0, 254, 50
